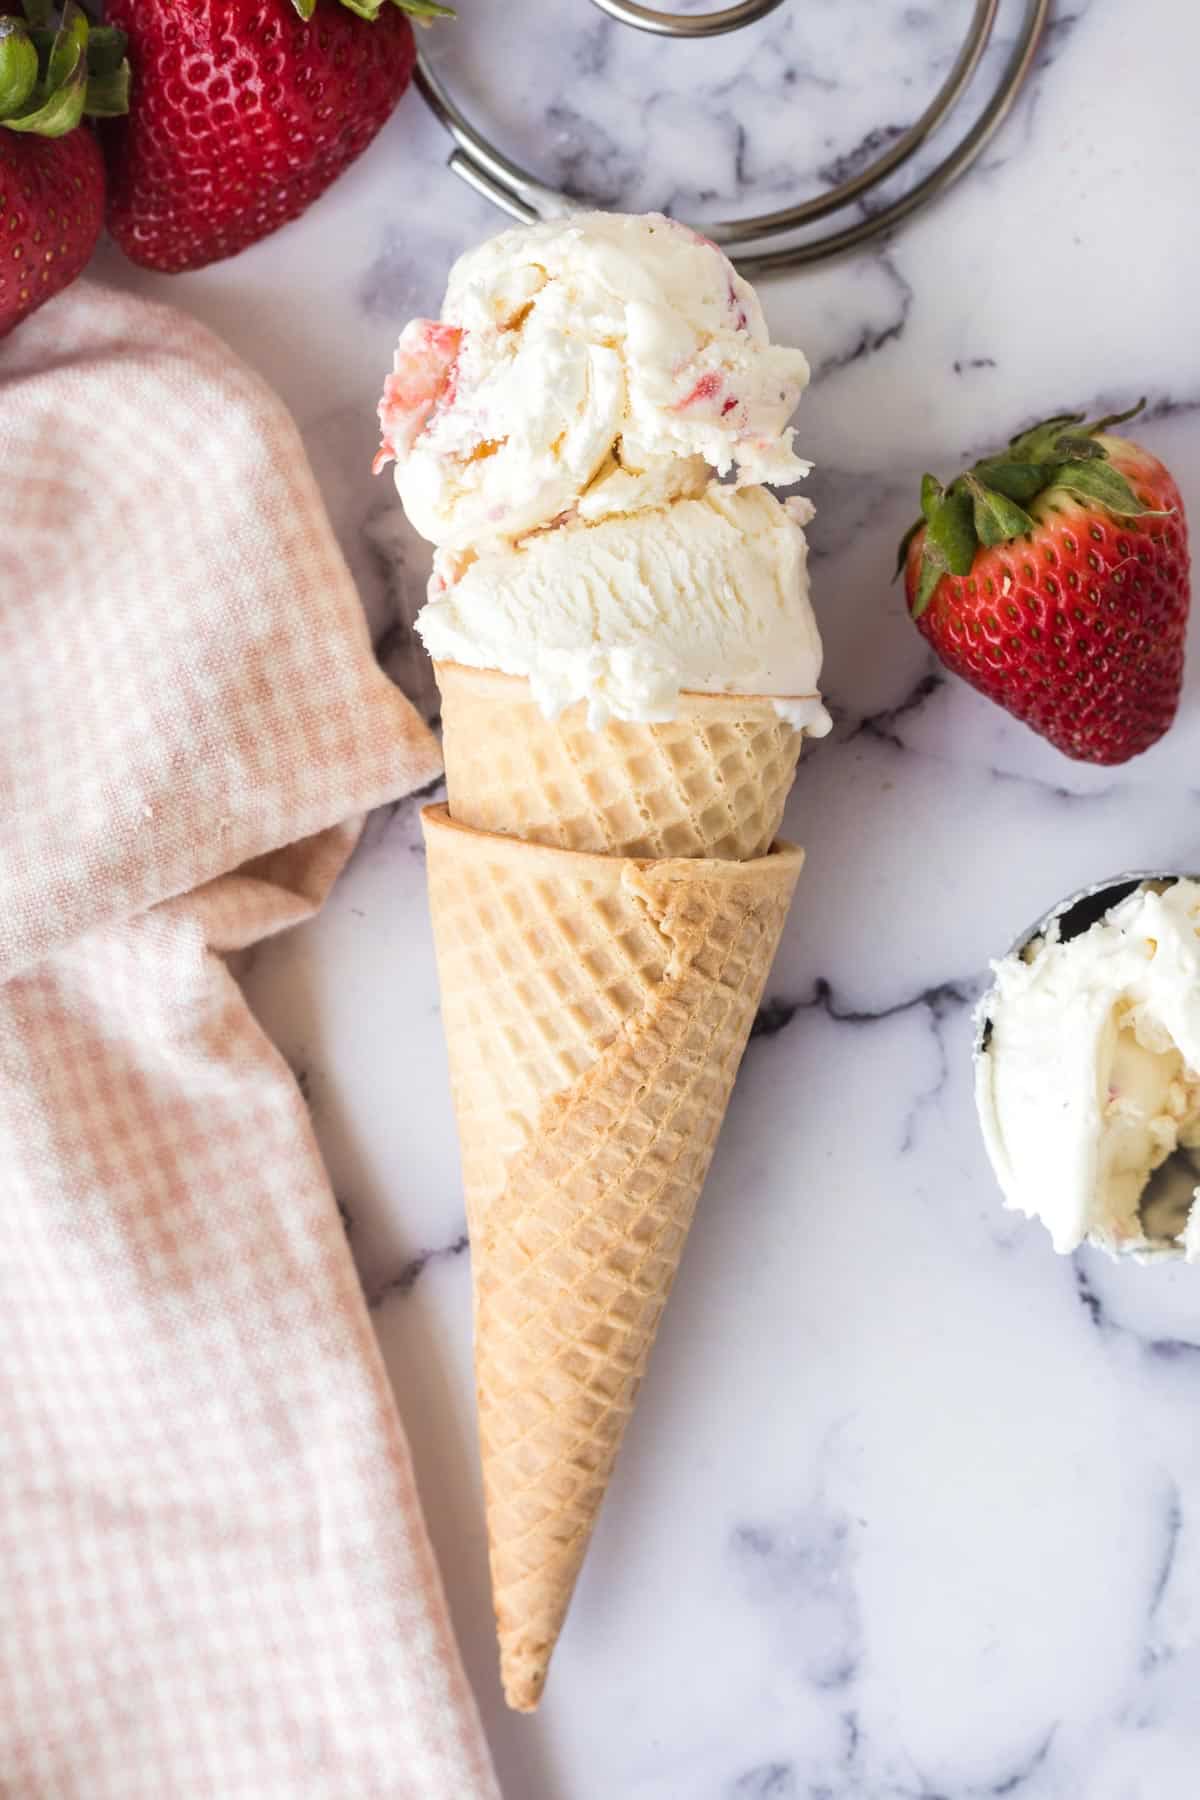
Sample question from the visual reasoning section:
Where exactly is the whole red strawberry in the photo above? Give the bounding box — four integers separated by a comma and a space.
1, 127, 101, 335
901, 404, 1190, 764
0, 4, 129, 338
104, 0, 448, 275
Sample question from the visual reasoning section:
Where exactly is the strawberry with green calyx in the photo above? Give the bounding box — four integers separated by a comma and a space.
900, 402, 1191, 766
0, 1, 130, 336
104, 0, 453, 277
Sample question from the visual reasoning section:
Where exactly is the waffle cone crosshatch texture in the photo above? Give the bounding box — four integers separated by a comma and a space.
422, 806, 804, 1708
436, 661, 808, 861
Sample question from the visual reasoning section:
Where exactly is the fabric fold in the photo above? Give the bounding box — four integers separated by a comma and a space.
1, 282, 440, 983
0, 283, 496, 1798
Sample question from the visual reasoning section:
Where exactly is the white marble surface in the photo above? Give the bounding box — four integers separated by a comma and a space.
96, 0, 1200, 1793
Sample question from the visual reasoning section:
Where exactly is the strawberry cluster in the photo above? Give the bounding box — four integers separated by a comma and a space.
0, 1, 129, 333
1, 0, 451, 336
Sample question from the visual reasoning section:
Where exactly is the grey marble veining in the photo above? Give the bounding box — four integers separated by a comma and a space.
93, 0, 1200, 1793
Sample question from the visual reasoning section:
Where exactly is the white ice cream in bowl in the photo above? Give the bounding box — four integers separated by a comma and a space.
375, 210, 829, 737
976, 873, 1200, 1262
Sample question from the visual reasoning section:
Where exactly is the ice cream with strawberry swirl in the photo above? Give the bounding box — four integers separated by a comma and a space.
377, 211, 812, 551
376, 212, 827, 733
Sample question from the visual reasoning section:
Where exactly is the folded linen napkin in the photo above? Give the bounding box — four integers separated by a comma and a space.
0, 283, 498, 1799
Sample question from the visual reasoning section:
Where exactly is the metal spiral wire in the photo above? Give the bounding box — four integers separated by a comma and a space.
587, 0, 787, 37
415, 0, 1050, 273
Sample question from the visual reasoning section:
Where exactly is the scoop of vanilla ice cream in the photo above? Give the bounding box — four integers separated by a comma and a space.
378, 212, 812, 552
416, 486, 830, 731
976, 880, 1200, 1260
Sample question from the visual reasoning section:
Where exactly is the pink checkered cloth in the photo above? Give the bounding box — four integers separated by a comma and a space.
0, 283, 498, 1798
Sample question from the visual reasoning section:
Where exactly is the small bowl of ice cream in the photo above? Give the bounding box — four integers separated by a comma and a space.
975, 873, 1200, 1262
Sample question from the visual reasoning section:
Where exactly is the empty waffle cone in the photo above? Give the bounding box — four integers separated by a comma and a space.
422, 804, 804, 1710
436, 660, 811, 860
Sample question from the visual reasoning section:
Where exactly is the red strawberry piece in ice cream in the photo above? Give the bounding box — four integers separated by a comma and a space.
726, 279, 749, 331
674, 371, 742, 421
374, 320, 464, 472
677, 371, 723, 408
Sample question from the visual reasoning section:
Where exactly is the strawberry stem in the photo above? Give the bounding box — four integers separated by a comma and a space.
901, 399, 1171, 620
1084, 397, 1147, 437
0, 0, 128, 132
288, 0, 455, 19
0, 19, 39, 115
963, 472, 1034, 546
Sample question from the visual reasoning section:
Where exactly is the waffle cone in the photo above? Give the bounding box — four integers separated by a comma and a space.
435, 661, 808, 859
422, 804, 803, 1710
